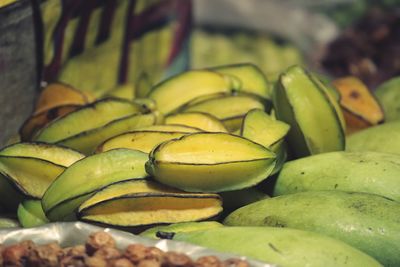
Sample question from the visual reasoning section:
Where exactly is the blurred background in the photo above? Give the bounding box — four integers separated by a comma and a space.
0, 0, 399, 145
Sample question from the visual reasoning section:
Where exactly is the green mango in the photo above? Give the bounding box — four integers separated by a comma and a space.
173, 226, 381, 267
273, 151, 400, 201
140, 221, 223, 239
375, 76, 400, 122
224, 191, 400, 267
346, 121, 400, 154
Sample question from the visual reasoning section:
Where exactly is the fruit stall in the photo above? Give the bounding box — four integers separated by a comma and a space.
0, 0, 399, 266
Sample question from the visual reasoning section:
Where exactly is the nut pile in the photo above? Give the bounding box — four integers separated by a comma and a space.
0, 231, 250, 267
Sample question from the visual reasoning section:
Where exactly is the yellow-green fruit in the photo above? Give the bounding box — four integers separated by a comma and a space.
0, 142, 84, 167
179, 95, 266, 128
42, 149, 148, 221
173, 227, 381, 267
146, 132, 276, 192
375, 76, 400, 122
148, 70, 232, 115
34, 98, 143, 143
274, 151, 400, 201
177, 93, 268, 133
17, 199, 49, 228
273, 65, 345, 157
224, 191, 400, 267
241, 109, 289, 174
77, 179, 222, 228
210, 63, 271, 99
0, 143, 84, 201
0, 156, 65, 198
57, 112, 156, 154
241, 109, 290, 148
346, 121, 400, 155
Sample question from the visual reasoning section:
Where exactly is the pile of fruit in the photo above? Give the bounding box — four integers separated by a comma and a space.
0, 63, 400, 267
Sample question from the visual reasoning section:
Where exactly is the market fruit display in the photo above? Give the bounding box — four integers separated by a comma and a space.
1, 62, 399, 266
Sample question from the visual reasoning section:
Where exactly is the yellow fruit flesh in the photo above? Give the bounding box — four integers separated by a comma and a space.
0, 156, 65, 198
80, 196, 221, 226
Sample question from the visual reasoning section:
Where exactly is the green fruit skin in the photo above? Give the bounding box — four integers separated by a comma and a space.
174, 227, 382, 267
375, 76, 400, 122
273, 151, 400, 201
224, 191, 400, 267
140, 221, 223, 239
210, 63, 271, 99
273, 66, 345, 157
346, 121, 400, 155
17, 200, 49, 228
